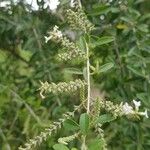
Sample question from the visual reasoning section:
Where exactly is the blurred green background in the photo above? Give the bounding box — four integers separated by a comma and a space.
0, 0, 150, 149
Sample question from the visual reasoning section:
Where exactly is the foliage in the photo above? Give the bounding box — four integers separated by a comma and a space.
0, 0, 150, 150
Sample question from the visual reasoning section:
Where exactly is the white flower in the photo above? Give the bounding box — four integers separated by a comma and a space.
53, 25, 59, 31
100, 15, 105, 20
0, 1, 10, 7
122, 102, 134, 115
139, 109, 149, 118
44, 26, 63, 43
53, 25, 63, 38
53, 26, 62, 36
133, 99, 141, 111
44, 0, 60, 11
70, 0, 75, 8
44, 36, 52, 43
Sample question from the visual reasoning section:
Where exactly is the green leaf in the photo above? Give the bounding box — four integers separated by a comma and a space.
127, 66, 145, 78
77, 36, 86, 52
53, 144, 70, 150
83, 67, 87, 80
137, 24, 149, 33
99, 63, 114, 73
90, 36, 114, 48
88, 5, 110, 16
63, 119, 79, 131
64, 68, 83, 75
79, 113, 89, 135
89, 5, 120, 16
88, 138, 104, 150
96, 114, 116, 124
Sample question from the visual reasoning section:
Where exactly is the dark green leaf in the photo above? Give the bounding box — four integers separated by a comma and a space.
89, 5, 110, 16
127, 66, 145, 77
64, 68, 83, 75
53, 144, 70, 150
88, 138, 104, 150
99, 63, 114, 73
63, 119, 79, 131
96, 114, 116, 124
90, 36, 114, 48
79, 113, 89, 135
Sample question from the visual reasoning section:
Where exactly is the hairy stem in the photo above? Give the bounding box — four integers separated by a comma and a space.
78, 0, 91, 114
85, 41, 91, 114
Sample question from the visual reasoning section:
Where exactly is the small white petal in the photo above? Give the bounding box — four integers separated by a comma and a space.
70, 0, 75, 8
53, 26, 63, 38
44, 36, 51, 43
40, 91, 45, 99
44, 0, 60, 11
50, 0, 60, 10
0, 1, 10, 7
100, 15, 105, 20
133, 99, 141, 111
139, 109, 149, 118
54, 25, 59, 31
122, 102, 134, 115
118, 1, 122, 4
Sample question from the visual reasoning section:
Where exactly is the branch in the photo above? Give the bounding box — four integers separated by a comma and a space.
85, 41, 91, 114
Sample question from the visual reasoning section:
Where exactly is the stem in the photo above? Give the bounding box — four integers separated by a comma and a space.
78, 0, 90, 114
81, 135, 87, 150
85, 41, 91, 114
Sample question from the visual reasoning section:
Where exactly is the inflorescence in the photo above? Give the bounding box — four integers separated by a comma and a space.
19, 103, 83, 150
39, 79, 87, 99
66, 7, 95, 33
19, 1, 148, 149
44, 26, 86, 61
91, 98, 149, 119
19, 112, 73, 150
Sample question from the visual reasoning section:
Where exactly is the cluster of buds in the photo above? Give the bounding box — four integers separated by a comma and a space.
93, 98, 149, 119
57, 49, 85, 61
95, 123, 107, 150
99, 99, 124, 117
66, 8, 95, 33
58, 132, 79, 145
19, 111, 74, 150
39, 79, 87, 99
91, 98, 101, 120
44, 26, 86, 61
19, 102, 85, 150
